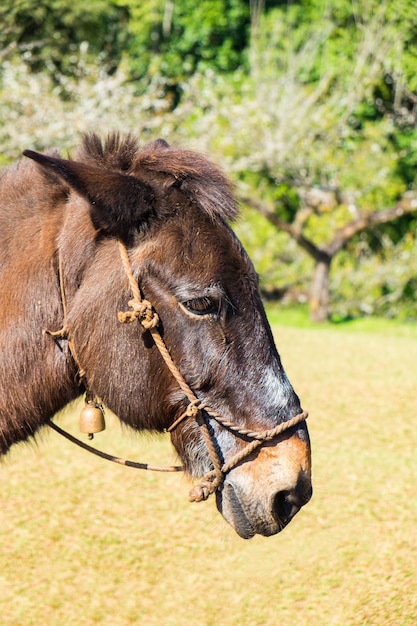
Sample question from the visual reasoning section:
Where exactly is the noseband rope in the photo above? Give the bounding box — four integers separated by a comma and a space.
49, 241, 307, 503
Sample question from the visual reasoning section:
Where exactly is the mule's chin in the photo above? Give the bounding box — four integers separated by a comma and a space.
216, 482, 284, 540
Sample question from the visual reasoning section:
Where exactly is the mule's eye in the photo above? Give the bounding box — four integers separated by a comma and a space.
182, 297, 219, 317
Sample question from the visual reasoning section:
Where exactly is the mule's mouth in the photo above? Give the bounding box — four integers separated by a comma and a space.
216, 478, 312, 539
216, 483, 257, 539
216, 482, 282, 539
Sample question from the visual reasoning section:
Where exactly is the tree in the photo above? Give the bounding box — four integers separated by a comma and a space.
241, 189, 417, 321
2, 0, 417, 320
0, 0, 251, 100
170, 0, 417, 320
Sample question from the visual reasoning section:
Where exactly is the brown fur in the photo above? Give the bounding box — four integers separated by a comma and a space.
0, 133, 311, 538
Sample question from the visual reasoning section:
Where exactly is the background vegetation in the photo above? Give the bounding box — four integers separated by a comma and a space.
1, 319, 416, 625
1, 0, 417, 320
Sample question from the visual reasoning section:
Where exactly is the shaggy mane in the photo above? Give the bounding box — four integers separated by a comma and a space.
75, 132, 140, 172
76, 132, 238, 223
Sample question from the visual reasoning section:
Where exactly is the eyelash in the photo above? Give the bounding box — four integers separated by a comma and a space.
181, 296, 220, 317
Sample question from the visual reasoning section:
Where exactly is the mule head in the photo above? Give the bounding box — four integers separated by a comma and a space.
133, 213, 312, 539
24, 134, 311, 539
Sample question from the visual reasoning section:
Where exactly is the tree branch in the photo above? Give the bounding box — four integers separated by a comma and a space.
240, 190, 417, 264
326, 192, 417, 256
239, 193, 330, 263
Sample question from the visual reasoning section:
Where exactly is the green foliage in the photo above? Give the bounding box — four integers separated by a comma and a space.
1, 0, 416, 319
331, 232, 417, 320
0, 0, 129, 74
168, 1, 417, 318
239, 169, 301, 224
102, 0, 250, 89
393, 128, 417, 185
234, 206, 311, 296
386, 0, 417, 92
1, 0, 251, 99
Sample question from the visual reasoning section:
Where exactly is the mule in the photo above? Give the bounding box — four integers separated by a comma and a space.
0, 133, 311, 538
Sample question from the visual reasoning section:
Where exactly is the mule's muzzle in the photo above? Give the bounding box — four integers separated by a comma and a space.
215, 430, 312, 539
216, 475, 312, 540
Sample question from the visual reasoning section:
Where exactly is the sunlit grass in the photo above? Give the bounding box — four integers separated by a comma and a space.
1, 324, 416, 625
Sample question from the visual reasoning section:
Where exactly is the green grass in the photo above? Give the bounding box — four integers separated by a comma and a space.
1, 324, 417, 625
266, 303, 417, 338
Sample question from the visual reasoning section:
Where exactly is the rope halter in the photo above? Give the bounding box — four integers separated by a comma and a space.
116, 241, 308, 502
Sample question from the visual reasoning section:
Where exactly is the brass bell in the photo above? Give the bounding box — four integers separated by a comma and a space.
79, 402, 106, 439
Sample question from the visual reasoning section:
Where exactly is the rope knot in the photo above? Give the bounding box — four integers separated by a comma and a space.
118, 298, 159, 329
166, 399, 205, 432
188, 471, 223, 502
137, 299, 159, 329
189, 481, 215, 502
185, 399, 204, 419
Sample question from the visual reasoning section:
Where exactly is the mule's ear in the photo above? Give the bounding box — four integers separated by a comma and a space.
23, 150, 155, 239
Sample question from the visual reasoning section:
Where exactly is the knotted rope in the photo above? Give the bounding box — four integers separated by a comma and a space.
116, 241, 308, 502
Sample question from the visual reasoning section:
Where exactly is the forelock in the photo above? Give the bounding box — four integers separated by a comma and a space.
75, 132, 238, 223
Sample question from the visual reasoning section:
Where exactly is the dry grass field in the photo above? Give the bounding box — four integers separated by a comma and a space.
1, 321, 416, 625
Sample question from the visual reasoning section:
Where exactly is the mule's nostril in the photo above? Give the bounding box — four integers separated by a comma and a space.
273, 490, 301, 525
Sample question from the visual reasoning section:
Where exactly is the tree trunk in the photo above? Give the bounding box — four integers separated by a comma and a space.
310, 255, 331, 322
